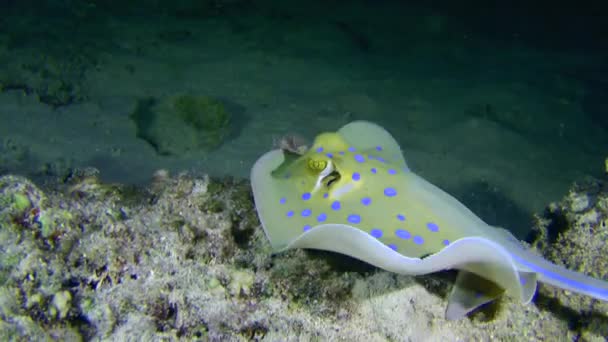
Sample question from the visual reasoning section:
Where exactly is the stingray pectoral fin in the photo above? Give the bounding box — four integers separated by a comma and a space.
433, 238, 538, 305
446, 271, 505, 320
285, 226, 536, 304
270, 150, 307, 178
285, 223, 429, 273
518, 271, 538, 304
294, 225, 539, 318
251, 149, 301, 251
445, 270, 537, 319
338, 121, 409, 170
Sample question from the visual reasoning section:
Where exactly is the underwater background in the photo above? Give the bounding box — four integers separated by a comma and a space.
0, 0, 607, 340
1, 0, 607, 238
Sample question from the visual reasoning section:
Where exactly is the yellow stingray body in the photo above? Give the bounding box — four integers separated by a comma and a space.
251, 121, 608, 319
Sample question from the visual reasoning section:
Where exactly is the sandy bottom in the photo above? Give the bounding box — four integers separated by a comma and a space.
1, 1, 606, 237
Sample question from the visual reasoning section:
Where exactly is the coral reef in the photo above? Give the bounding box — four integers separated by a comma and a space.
530, 177, 608, 340
130, 94, 232, 156
0, 171, 605, 340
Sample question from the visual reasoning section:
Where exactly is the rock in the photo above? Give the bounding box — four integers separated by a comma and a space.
0, 172, 604, 340
530, 178, 608, 339
130, 94, 232, 156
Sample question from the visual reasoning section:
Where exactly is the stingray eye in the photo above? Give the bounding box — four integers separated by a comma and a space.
323, 171, 341, 188
307, 158, 328, 172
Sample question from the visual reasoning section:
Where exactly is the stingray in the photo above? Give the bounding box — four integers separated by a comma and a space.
250, 121, 608, 319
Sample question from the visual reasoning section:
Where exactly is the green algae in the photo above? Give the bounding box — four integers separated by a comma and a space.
130, 94, 232, 156
11, 193, 31, 212
50, 291, 72, 320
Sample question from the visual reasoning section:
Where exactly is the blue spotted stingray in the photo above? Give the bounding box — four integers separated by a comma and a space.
250, 121, 608, 319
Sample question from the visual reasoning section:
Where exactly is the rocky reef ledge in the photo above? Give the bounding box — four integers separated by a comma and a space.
0, 170, 606, 341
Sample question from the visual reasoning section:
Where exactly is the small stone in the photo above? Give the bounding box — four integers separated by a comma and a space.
52, 291, 72, 320
570, 193, 589, 212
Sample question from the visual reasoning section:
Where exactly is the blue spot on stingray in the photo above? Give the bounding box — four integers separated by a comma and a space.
348, 146, 356, 152
347, 214, 361, 224
301, 209, 312, 217
388, 169, 397, 175
361, 197, 372, 206
376, 145, 383, 151
520, 277, 527, 285
376, 156, 386, 163
354, 154, 365, 163
286, 210, 294, 217
427, 222, 440, 232
388, 244, 398, 251
442, 239, 450, 246
413, 236, 424, 245
279, 197, 286, 204
396, 214, 406, 221
301, 192, 311, 201
371, 168, 377, 174
317, 213, 327, 222
395, 229, 411, 239
370, 228, 383, 238
303, 225, 312, 232
352, 172, 361, 181
326, 153, 333, 158
331, 200, 341, 210
316, 146, 324, 153
384, 187, 397, 197
339, 151, 345, 155
323, 193, 329, 199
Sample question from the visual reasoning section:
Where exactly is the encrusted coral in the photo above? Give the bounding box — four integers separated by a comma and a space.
0, 171, 605, 340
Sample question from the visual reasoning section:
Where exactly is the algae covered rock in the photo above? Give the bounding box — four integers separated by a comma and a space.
130, 94, 232, 156
530, 178, 608, 339
1, 170, 604, 341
